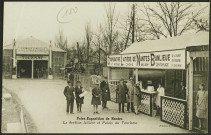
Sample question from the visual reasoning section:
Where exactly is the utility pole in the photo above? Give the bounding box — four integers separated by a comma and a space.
77, 42, 80, 72
99, 42, 101, 72
125, 3, 136, 49
131, 3, 135, 43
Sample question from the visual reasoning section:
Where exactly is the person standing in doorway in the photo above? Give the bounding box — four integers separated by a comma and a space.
75, 81, 84, 113
116, 79, 128, 113
63, 81, 75, 115
126, 77, 135, 113
178, 81, 186, 100
91, 83, 101, 114
196, 83, 208, 130
100, 76, 111, 109
155, 83, 165, 115
134, 82, 142, 115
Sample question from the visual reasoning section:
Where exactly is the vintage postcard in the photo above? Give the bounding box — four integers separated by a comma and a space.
1, 1, 209, 134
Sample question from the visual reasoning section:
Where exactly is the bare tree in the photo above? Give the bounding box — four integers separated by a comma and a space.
192, 18, 209, 32
139, 2, 208, 39
55, 27, 68, 50
104, 3, 120, 55
118, 3, 146, 50
84, 22, 93, 73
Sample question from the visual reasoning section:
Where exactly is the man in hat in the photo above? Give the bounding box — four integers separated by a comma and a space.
63, 81, 75, 115
100, 76, 111, 109
126, 77, 135, 113
116, 79, 128, 113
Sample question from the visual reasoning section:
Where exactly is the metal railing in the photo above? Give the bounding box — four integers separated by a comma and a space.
161, 96, 187, 129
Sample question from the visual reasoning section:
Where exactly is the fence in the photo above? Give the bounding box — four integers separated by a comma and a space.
161, 96, 187, 129
139, 92, 153, 116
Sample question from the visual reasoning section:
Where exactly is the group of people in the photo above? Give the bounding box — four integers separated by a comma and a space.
63, 76, 208, 130
63, 75, 167, 116
63, 76, 111, 115
63, 81, 85, 114
115, 77, 165, 115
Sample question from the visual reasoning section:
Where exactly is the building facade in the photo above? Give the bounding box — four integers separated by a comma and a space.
3, 36, 67, 79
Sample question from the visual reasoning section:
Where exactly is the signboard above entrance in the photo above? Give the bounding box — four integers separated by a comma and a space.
17, 55, 49, 60
17, 47, 49, 55
107, 49, 186, 70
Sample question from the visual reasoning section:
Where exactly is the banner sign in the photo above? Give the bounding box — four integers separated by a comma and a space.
17, 47, 49, 55
17, 55, 49, 60
107, 50, 186, 69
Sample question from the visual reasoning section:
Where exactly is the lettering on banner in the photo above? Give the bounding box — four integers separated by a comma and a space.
107, 56, 121, 67
17, 55, 48, 60
17, 47, 49, 54
107, 50, 185, 69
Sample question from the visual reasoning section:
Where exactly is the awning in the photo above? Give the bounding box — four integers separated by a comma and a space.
107, 31, 209, 70
120, 31, 209, 54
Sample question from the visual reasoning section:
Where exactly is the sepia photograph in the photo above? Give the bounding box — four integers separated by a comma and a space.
1, 1, 210, 134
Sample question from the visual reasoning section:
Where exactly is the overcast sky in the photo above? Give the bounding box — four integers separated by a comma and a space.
3, 2, 209, 46
3, 2, 131, 46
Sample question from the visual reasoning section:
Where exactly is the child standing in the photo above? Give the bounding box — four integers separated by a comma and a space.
91, 83, 101, 114
75, 81, 84, 113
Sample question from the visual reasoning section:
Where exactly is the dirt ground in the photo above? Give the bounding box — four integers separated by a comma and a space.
2, 79, 195, 133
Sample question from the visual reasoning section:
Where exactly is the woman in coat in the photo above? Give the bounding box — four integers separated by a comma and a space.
91, 84, 101, 114
196, 83, 208, 130
116, 79, 128, 113
75, 81, 84, 113
134, 82, 142, 115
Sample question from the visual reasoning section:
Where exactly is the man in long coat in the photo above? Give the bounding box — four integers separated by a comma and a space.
116, 79, 128, 113
63, 81, 75, 114
126, 77, 135, 112
100, 76, 111, 109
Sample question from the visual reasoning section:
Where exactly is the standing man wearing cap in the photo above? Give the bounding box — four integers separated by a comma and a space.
126, 77, 135, 113
63, 81, 75, 115
116, 79, 128, 113
100, 76, 111, 109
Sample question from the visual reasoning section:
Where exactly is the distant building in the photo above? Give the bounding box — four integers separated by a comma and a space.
3, 36, 67, 79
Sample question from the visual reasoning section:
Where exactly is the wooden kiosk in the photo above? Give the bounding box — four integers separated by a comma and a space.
107, 31, 209, 130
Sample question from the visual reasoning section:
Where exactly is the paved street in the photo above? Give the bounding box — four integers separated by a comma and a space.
2, 79, 193, 133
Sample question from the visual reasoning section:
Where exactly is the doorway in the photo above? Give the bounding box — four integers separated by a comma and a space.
34, 60, 48, 79
193, 72, 208, 131
17, 60, 32, 78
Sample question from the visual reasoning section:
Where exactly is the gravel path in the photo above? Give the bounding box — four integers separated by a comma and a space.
2, 79, 193, 133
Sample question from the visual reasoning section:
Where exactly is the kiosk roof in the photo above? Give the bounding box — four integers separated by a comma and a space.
3, 36, 66, 52
120, 31, 209, 54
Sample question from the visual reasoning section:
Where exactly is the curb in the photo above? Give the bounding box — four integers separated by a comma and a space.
3, 85, 31, 133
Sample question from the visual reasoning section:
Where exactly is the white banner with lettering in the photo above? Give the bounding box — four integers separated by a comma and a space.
17, 55, 49, 60
17, 47, 49, 55
107, 49, 186, 69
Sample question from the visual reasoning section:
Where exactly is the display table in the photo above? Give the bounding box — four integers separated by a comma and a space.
139, 90, 158, 117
